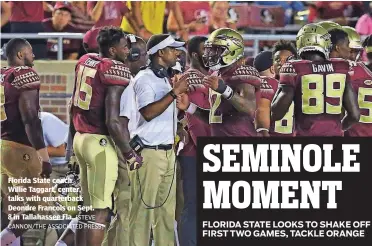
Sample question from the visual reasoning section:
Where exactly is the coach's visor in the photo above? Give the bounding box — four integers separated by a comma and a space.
147, 36, 185, 55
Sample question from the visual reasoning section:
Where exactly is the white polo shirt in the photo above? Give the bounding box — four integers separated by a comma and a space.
120, 77, 138, 138
131, 68, 177, 145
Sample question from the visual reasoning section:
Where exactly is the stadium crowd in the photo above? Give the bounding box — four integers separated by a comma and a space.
1, 1, 372, 246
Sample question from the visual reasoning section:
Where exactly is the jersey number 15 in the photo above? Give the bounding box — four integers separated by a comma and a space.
73, 65, 96, 110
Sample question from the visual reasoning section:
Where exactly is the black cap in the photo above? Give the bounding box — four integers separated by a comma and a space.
253, 51, 273, 72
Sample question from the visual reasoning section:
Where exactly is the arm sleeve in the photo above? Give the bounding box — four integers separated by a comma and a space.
279, 62, 297, 88
41, 113, 69, 147
133, 75, 156, 110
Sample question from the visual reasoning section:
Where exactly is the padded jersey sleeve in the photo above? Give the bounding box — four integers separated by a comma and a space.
11, 66, 41, 91
100, 59, 131, 86
279, 62, 297, 88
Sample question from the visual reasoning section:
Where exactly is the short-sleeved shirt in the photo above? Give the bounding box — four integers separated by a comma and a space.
72, 53, 131, 135
179, 2, 210, 35
1, 66, 41, 147
132, 68, 177, 145
279, 58, 351, 136
120, 77, 138, 138
87, 1, 129, 28
42, 18, 80, 59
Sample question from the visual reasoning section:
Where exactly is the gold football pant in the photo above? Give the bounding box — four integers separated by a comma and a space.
73, 133, 118, 209
102, 150, 131, 246
0, 140, 52, 215
129, 148, 176, 246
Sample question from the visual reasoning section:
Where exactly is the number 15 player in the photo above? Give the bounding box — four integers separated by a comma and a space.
71, 27, 142, 246
271, 24, 360, 136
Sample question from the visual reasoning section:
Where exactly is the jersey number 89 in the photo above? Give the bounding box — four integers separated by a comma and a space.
301, 73, 346, 115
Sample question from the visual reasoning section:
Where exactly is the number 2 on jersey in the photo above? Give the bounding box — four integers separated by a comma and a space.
209, 89, 222, 123
0, 84, 6, 121
74, 65, 96, 110
301, 73, 346, 114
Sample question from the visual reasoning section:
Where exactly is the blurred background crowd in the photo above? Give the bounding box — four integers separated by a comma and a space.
1, 1, 372, 61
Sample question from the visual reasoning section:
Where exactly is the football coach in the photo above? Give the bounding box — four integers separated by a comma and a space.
129, 34, 188, 246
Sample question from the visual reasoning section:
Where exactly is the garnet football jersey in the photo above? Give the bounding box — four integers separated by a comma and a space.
345, 62, 372, 137
181, 68, 211, 156
209, 65, 261, 137
264, 76, 295, 137
279, 58, 351, 136
72, 54, 131, 135
1, 66, 41, 146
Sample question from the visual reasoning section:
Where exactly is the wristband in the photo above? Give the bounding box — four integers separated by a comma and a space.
139, 25, 145, 30
256, 128, 269, 133
186, 103, 197, 114
221, 85, 234, 100
169, 90, 177, 99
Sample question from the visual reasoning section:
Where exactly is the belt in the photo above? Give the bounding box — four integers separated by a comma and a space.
143, 144, 173, 150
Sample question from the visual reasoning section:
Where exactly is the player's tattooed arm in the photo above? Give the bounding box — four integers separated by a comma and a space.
255, 98, 271, 137
19, 90, 50, 162
271, 85, 294, 121
229, 83, 257, 115
342, 82, 360, 131
105, 85, 132, 154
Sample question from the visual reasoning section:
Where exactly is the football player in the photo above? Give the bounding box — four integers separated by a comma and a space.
71, 27, 142, 246
363, 35, 372, 71
342, 26, 364, 62
340, 28, 372, 137
177, 36, 211, 245
254, 50, 295, 137
328, 28, 351, 60
178, 28, 261, 137
271, 24, 360, 136
272, 40, 298, 80
0, 38, 52, 245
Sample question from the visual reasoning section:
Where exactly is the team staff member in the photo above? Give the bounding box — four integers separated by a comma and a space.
102, 35, 148, 246
0, 38, 52, 245
129, 34, 188, 246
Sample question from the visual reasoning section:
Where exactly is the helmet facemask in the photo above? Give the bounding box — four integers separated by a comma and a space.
202, 42, 228, 70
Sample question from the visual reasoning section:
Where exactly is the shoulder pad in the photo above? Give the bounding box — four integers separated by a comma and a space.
279, 62, 296, 74
12, 66, 40, 90
101, 59, 131, 85
260, 78, 273, 90
185, 69, 206, 91
232, 65, 260, 77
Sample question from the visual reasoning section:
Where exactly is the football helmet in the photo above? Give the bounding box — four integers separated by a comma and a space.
342, 26, 363, 50
203, 28, 244, 71
296, 23, 332, 59
317, 21, 341, 31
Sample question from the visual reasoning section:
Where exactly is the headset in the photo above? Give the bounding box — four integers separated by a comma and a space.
127, 34, 141, 62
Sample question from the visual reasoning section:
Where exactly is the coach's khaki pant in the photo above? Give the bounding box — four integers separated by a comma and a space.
129, 148, 176, 246
102, 151, 131, 246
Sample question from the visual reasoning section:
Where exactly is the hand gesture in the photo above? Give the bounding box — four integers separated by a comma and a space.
176, 93, 190, 111
173, 74, 188, 95
203, 75, 221, 91
124, 150, 143, 171
41, 161, 52, 178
